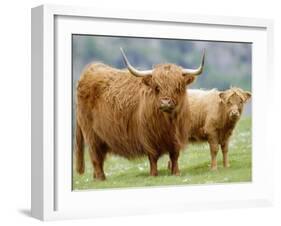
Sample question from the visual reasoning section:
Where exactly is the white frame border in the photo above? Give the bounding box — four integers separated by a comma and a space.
31, 4, 274, 221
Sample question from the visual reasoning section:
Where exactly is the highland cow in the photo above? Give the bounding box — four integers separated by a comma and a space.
75, 48, 205, 180
169, 87, 251, 170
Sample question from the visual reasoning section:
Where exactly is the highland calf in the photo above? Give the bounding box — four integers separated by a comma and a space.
75, 48, 205, 180
169, 87, 251, 170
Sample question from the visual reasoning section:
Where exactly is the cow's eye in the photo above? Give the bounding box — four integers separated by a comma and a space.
175, 87, 181, 94
155, 86, 160, 94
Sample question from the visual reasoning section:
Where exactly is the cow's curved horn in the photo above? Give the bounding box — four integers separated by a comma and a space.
182, 49, 205, 76
120, 47, 152, 77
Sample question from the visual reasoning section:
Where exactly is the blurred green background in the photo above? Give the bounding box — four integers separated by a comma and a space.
72, 35, 251, 90
72, 35, 252, 190
72, 35, 252, 114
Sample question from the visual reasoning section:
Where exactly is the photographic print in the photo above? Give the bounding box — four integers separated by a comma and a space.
72, 35, 252, 190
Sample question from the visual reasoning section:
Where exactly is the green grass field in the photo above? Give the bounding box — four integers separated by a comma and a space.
73, 117, 251, 190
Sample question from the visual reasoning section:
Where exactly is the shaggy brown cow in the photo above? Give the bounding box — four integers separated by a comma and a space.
170, 87, 251, 170
75, 48, 205, 180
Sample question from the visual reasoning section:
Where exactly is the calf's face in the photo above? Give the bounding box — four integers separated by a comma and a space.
219, 88, 251, 121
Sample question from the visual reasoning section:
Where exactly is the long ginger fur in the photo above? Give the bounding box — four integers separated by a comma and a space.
76, 63, 196, 179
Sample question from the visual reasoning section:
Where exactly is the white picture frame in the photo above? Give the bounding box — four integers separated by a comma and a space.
31, 4, 274, 221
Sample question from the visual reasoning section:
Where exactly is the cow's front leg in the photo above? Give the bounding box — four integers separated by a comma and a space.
208, 137, 219, 170
148, 154, 159, 176
169, 151, 180, 176
221, 140, 230, 168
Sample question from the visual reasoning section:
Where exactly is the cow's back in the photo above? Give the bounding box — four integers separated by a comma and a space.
188, 89, 221, 142
76, 63, 149, 158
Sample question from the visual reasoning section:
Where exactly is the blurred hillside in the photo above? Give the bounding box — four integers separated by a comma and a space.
72, 35, 252, 92
72, 35, 252, 115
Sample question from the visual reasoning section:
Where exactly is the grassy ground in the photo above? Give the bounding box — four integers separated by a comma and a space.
73, 117, 251, 190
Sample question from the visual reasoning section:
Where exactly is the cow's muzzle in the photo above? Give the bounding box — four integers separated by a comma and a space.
229, 110, 240, 120
159, 97, 176, 113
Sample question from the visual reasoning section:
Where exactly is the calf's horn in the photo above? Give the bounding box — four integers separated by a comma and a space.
182, 49, 205, 76
120, 47, 153, 77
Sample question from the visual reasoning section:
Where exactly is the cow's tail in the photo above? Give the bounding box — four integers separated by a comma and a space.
75, 120, 85, 175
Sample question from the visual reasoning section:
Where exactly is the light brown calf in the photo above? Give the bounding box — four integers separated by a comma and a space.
169, 87, 251, 170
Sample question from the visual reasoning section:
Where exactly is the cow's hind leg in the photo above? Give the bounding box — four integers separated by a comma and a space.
88, 132, 108, 181
148, 154, 159, 176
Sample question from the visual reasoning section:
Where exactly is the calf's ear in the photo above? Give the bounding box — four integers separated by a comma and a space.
243, 91, 252, 102
219, 91, 227, 103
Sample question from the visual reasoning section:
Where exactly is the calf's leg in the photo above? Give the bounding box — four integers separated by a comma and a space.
208, 138, 219, 170
221, 141, 230, 168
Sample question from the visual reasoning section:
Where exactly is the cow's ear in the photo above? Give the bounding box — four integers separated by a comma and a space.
142, 76, 152, 87
185, 76, 196, 85
219, 91, 227, 103
243, 91, 252, 102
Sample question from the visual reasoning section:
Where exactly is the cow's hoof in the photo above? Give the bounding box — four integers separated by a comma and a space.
77, 166, 85, 175
210, 166, 218, 171
95, 174, 106, 181
172, 172, 180, 176
150, 172, 158, 177
96, 176, 106, 181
